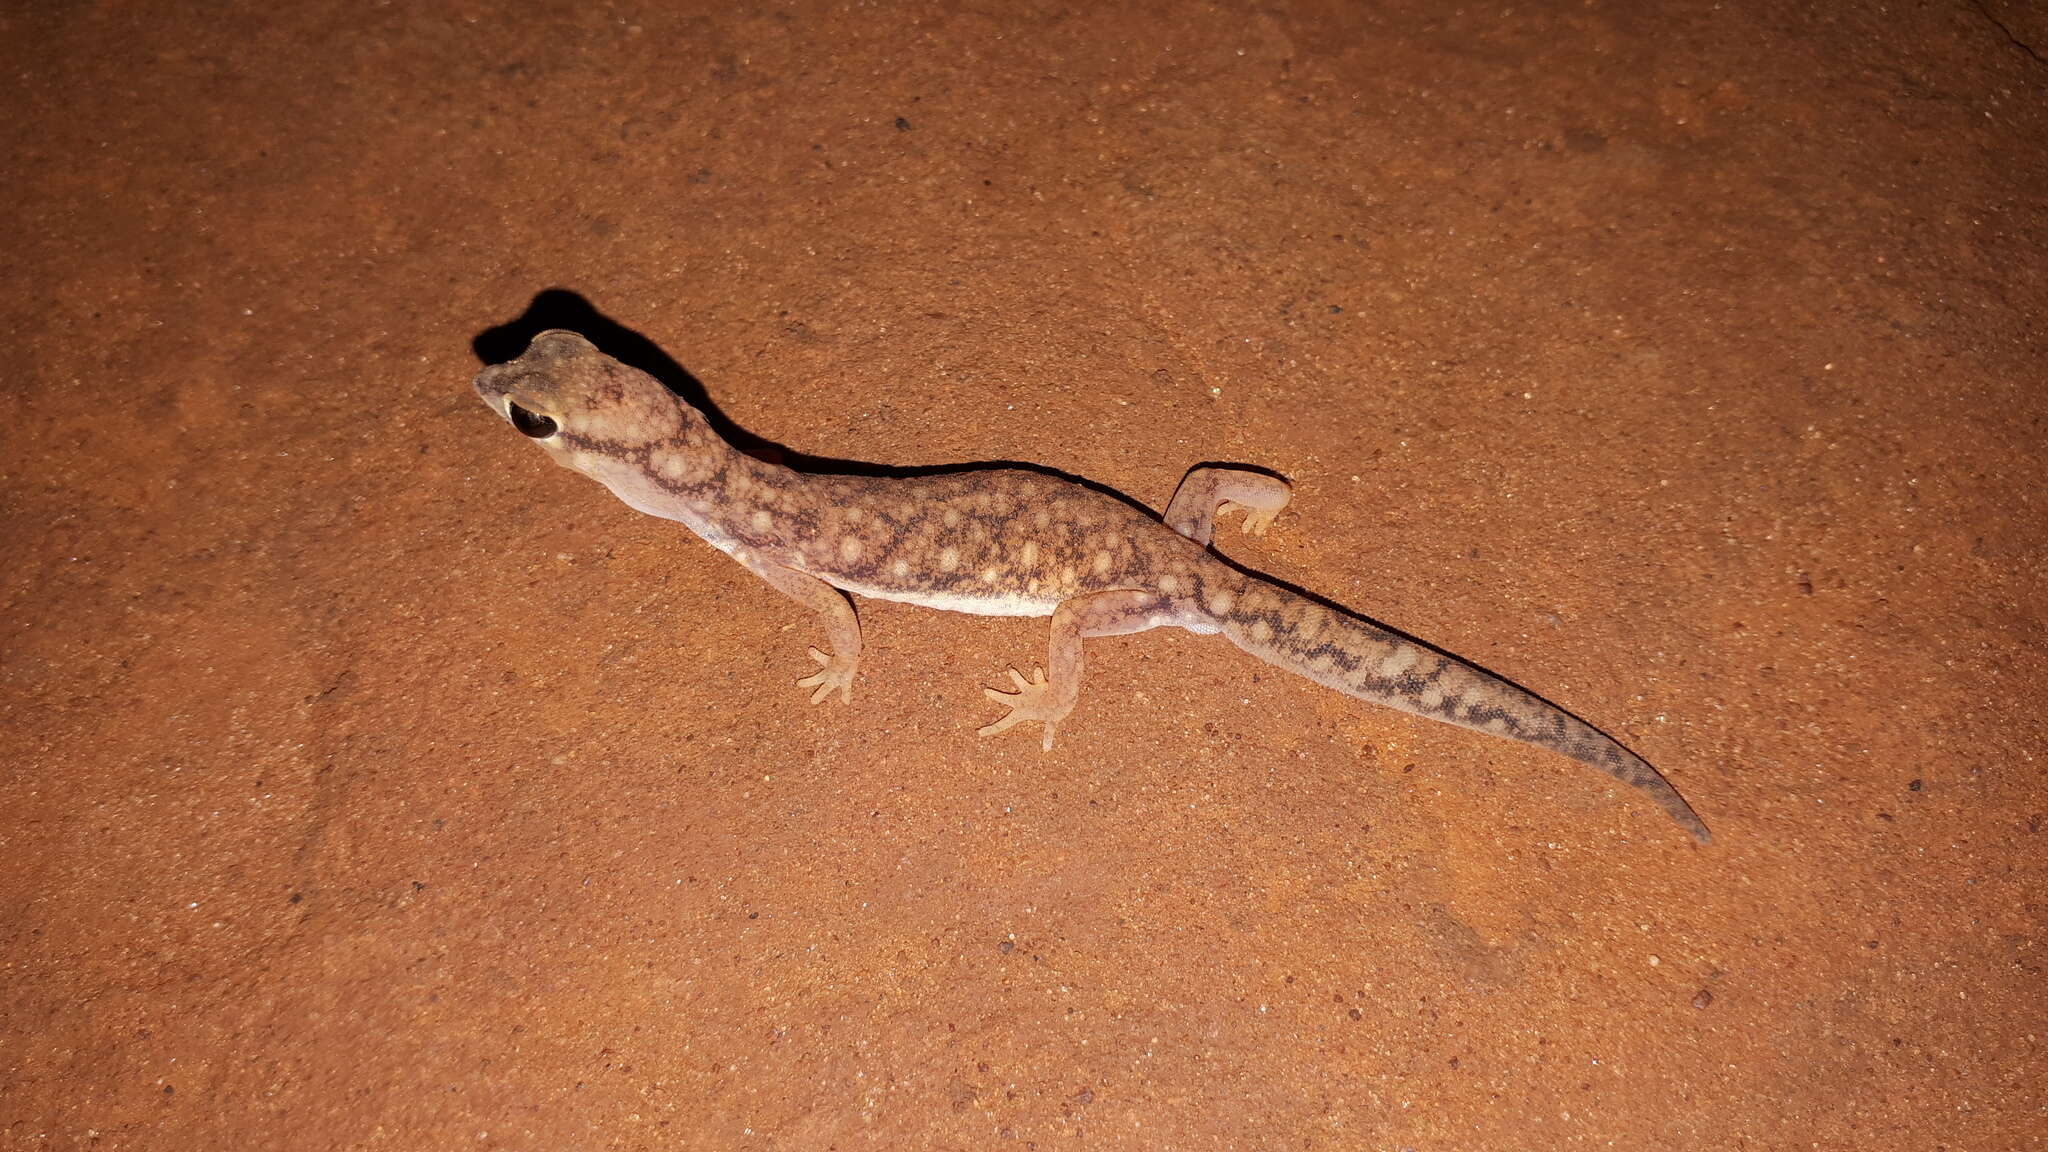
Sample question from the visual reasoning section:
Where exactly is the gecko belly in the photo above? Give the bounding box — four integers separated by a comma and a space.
831, 579, 1058, 618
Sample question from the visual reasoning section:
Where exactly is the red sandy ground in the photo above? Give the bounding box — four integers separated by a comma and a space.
4, 1, 2044, 1148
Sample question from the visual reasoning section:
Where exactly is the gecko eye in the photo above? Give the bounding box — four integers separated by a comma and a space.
507, 401, 559, 439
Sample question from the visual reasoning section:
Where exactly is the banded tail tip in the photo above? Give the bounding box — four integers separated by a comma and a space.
1665, 798, 1711, 844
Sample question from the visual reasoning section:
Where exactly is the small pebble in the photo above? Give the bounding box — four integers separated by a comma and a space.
1692, 988, 1714, 1010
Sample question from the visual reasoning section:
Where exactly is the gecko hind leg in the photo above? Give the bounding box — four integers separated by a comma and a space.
738, 555, 861, 704
1164, 466, 1291, 546
979, 589, 1165, 750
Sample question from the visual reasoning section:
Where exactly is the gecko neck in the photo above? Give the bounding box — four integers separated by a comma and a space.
572, 401, 815, 555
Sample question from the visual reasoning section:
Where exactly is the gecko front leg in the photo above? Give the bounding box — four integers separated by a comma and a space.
979, 589, 1166, 750
1164, 466, 1290, 545
736, 554, 861, 704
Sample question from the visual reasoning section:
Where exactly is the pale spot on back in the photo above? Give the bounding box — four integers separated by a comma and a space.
1379, 646, 1418, 678
839, 536, 863, 563
940, 546, 960, 571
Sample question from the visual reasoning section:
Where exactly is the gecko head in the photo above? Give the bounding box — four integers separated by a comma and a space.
472, 330, 684, 468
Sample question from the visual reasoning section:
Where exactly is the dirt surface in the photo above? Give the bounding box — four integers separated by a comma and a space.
5, 1, 2045, 1148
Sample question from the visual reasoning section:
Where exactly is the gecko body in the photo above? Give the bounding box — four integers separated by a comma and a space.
475, 330, 1709, 843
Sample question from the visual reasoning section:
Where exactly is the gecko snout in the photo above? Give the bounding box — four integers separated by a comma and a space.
506, 400, 559, 439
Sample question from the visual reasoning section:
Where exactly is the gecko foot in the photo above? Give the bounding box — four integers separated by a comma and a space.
977, 666, 1068, 751
1218, 498, 1281, 536
796, 646, 856, 704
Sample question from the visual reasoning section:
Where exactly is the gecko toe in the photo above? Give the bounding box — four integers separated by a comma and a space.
1219, 499, 1278, 536
796, 647, 856, 704
977, 710, 1024, 737
980, 668, 1065, 746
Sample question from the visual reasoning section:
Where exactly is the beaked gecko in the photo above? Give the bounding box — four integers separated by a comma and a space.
475, 330, 1709, 843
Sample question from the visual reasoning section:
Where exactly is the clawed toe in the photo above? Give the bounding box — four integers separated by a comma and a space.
1220, 499, 1279, 536
794, 646, 855, 704
977, 666, 1064, 749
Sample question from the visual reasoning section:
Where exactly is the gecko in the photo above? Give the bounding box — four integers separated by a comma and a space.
473, 329, 1709, 843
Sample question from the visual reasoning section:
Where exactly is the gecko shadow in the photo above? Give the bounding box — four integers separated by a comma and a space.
471, 290, 1653, 786
473, 287, 1221, 514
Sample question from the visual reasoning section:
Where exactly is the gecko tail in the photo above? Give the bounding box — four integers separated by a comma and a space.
1213, 577, 1711, 844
